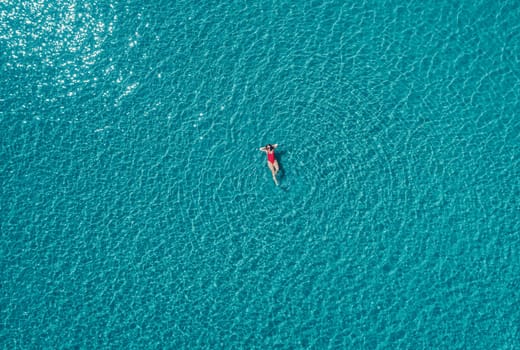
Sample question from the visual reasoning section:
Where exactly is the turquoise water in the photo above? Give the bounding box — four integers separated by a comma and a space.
2, 0, 519, 348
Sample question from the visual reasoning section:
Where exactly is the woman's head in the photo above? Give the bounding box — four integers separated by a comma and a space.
266, 144, 273, 151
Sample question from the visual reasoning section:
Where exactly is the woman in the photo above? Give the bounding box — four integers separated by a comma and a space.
259, 143, 279, 185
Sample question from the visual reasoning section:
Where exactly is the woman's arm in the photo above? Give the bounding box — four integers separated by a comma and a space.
259, 144, 278, 151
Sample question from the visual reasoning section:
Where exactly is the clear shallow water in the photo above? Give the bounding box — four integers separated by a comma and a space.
1, 0, 519, 348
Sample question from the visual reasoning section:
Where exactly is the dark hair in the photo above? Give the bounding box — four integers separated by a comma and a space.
266, 144, 273, 151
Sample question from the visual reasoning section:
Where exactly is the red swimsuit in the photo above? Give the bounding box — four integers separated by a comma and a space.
267, 151, 275, 164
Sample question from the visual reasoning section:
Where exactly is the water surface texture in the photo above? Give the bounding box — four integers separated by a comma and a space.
2, 0, 519, 348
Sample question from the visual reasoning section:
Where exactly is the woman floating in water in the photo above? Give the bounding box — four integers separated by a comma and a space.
259, 143, 279, 185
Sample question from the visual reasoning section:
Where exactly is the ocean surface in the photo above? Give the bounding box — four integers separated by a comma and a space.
1, 0, 519, 348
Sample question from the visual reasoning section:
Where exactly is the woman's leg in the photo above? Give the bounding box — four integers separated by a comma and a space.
268, 162, 279, 185
273, 160, 279, 174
